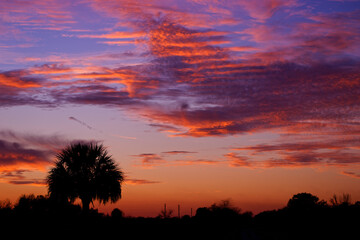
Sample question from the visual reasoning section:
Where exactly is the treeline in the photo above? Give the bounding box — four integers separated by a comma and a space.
0, 192, 359, 239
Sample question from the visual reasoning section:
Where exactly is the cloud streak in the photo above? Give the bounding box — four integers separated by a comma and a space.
69, 116, 93, 130
131, 153, 166, 168
0, 169, 46, 186
125, 178, 161, 185
341, 171, 360, 179
227, 135, 360, 170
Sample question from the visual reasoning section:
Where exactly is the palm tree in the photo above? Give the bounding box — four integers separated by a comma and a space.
47, 142, 123, 212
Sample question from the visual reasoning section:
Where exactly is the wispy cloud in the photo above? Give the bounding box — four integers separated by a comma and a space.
125, 178, 161, 185
341, 171, 360, 179
0, 169, 46, 186
225, 153, 253, 168
131, 150, 226, 168
131, 153, 166, 168
174, 159, 224, 166
162, 150, 197, 155
228, 135, 360, 170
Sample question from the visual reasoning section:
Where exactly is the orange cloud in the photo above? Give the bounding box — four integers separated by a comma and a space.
0, 139, 51, 173
227, 46, 259, 52
0, 1, 359, 171
341, 171, 360, 179
78, 31, 145, 39
125, 178, 161, 185
0, 169, 46, 186
131, 153, 166, 168
99, 40, 136, 45
0, 71, 41, 88
88, 0, 232, 28
174, 159, 224, 166
225, 153, 253, 168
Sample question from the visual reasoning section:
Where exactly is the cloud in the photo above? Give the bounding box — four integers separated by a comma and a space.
0, 0, 74, 28
174, 159, 224, 166
162, 150, 197, 154
131, 151, 223, 167
131, 153, 166, 168
224, 153, 253, 168
0, 130, 89, 185
78, 31, 145, 39
239, 0, 298, 22
0, 69, 49, 107
4, 7, 357, 142
341, 171, 360, 179
148, 123, 183, 133
229, 136, 360, 168
0, 130, 70, 152
7, 179, 46, 186
0, 0, 359, 168
125, 178, 161, 185
0, 70, 43, 88
0, 169, 46, 186
88, 0, 233, 28
1, 4, 359, 141
0, 139, 52, 169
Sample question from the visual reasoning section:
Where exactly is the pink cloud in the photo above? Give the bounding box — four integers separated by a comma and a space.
230, 135, 360, 169
0, 0, 75, 35
0, 0, 359, 169
162, 151, 197, 155
131, 153, 166, 168
239, 0, 298, 21
225, 153, 253, 168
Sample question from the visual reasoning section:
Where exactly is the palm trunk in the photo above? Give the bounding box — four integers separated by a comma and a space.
81, 197, 90, 214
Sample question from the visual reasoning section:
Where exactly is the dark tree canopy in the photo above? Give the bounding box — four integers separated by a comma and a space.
287, 192, 324, 210
47, 142, 123, 212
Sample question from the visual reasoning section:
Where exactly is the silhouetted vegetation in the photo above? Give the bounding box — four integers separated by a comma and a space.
255, 192, 360, 239
1, 192, 359, 239
47, 142, 124, 213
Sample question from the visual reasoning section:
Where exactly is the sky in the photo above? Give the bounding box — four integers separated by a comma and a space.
0, 0, 360, 217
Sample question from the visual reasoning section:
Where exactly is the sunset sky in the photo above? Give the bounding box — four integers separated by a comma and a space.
0, 0, 360, 217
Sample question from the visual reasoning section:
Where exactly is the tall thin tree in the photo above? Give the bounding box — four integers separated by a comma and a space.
47, 142, 123, 212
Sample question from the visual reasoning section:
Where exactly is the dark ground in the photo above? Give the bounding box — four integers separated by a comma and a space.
1, 193, 359, 239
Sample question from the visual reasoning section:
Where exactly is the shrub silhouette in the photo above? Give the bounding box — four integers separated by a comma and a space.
195, 199, 253, 226
287, 192, 326, 210
330, 193, 351, 207
47, 142, 124, 212
111, 208, 124, 219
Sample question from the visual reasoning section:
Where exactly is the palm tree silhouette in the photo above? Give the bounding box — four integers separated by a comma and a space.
47, 142, 123, 212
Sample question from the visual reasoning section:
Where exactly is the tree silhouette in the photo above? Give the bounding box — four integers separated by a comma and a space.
47, 142, 123, 212
287, 192, 326, 210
